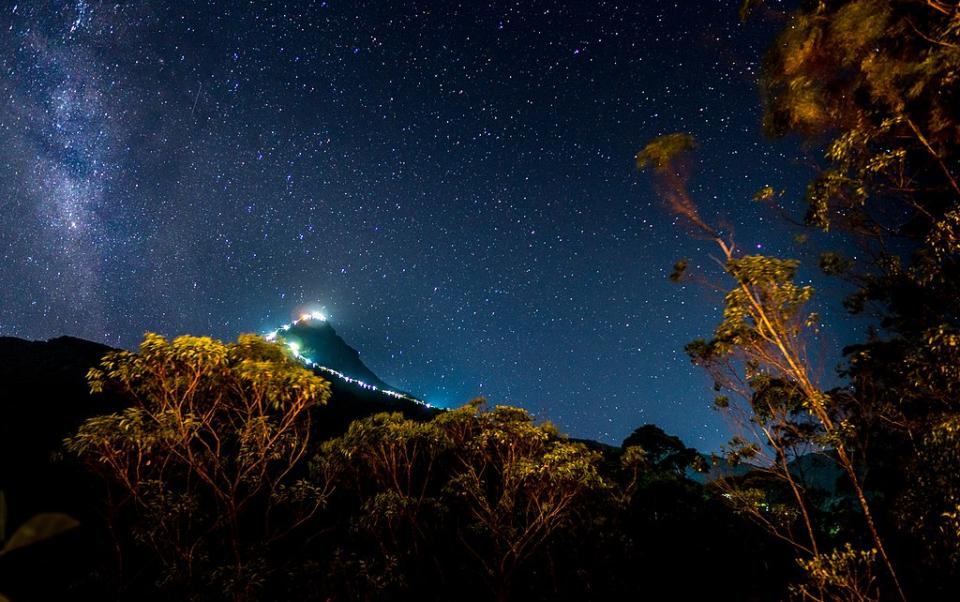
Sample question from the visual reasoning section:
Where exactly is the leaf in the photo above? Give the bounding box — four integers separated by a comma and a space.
0, 513, 80, 556
669, 258, 689, 282
635, 133, 696, 172
753, 185, 776, 202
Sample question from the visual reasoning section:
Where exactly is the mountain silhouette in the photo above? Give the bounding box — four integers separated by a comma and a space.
271, 317, 399, 393
265, 316, 435, 437
0, 336, 124, 529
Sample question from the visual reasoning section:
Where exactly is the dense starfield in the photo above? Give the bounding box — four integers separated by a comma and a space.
0, 0, 832, 449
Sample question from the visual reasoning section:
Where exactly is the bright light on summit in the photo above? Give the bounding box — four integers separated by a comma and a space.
259, 313, 432, 409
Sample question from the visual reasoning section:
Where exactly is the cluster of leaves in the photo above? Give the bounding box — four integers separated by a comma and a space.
759, 0, 960, 325
634, 133, 696, 172
760, 0, 960, 232
64, 333, 332, 600
791, 544, 880, 602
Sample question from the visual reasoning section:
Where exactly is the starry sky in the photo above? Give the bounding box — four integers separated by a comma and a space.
0, 0, 842, 450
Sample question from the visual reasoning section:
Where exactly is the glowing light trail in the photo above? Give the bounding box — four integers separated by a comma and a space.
262, 313, 433, 408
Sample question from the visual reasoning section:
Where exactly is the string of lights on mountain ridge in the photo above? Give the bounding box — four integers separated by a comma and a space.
264, 312, 432, 407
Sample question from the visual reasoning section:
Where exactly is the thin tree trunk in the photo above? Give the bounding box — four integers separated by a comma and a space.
718, 237, 907, 602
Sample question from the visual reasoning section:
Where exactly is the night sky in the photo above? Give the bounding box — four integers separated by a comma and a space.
0, 0, 835, 450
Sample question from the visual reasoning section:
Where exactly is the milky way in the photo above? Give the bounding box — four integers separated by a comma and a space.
0, 1, 129, 335
0, 1, 830, 449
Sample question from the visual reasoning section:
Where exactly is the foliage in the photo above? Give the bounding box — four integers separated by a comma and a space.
314, 411, 449, 597
897, 414, 960, 569
634, 3, 960, 599
438, 402, 607, 602
747, 2, 960, 596
291, 401, 612, 602
634, 133, 696, 172
65, 333, 331, 600
791, 544, 880, 602
22, 332, 786, 601
636, 134, 716, 237
0, 493, 80, 602
621, 424, 700, 478
638, 127, 905, 597
758, 0, 960, 320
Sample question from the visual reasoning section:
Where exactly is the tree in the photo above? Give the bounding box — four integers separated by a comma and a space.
792, 544, 881, 602
316, 411, 449, 595
65, 333, 332, 601
747, 1, 960, 596
621, 424, 701, 479
437, 401, 606, 602
637, 134, 904, 599
752, 0, 960, 350
757, 0, 960, 220
896, 412, 960, 571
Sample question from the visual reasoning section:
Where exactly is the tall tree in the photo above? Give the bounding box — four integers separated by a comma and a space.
749, 0, 960, 594
317, 411, 449, 593
638, 134, 906, 599
66, 333, 332, 601
438, 401, 606, 602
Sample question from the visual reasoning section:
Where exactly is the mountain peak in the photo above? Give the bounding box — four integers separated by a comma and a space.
264, 313, 419, 403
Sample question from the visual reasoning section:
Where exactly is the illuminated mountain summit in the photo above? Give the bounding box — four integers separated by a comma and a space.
265, 313, 418, 403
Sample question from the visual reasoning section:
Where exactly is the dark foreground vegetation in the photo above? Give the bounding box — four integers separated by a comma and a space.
0, 333, 788, 601
3, 0, 960, 599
